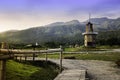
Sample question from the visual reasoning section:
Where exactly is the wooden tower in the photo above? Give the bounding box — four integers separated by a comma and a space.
82, 15, 98, 47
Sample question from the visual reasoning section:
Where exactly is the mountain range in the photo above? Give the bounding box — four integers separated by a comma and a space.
0, 17, 120, 45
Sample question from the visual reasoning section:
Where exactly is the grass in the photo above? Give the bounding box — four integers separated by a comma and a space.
97, 45, 120, 49
39, 52, 120, 61
75, 53, 120, 61
6, 60, 59, 80
64, 45, 120, 52
64, 47, 108, 52
65, 47, 81, 52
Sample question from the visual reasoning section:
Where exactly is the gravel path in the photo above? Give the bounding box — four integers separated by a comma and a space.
50, 59, 120, 80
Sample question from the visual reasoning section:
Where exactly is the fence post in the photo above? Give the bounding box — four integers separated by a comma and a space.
0, 60, 6, 80
60, 46, 63, 72
45, 48, 48, 62
20, 56, 22, 62
25, 56, 27, 61
33, 48, 36, 61
33, 53, 35, 61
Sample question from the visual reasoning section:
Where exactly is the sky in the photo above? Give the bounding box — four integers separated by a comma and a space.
0, 0, 120, 32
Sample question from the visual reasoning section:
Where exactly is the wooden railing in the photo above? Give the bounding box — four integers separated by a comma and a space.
0, 48, 63, 61
0, 47, 63, 80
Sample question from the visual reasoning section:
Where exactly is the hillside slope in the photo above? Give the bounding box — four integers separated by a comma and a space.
0, 17, 120, 45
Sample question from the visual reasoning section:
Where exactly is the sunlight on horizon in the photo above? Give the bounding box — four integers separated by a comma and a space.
0, 0, 120, 32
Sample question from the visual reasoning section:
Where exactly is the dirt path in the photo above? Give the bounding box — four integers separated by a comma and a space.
49, 59, 120, 80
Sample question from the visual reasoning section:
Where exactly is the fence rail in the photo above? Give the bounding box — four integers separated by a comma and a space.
0, 55, 13, 60
0, 48, 62, 54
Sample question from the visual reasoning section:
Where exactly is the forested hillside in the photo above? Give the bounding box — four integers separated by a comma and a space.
0, 17, 120, 47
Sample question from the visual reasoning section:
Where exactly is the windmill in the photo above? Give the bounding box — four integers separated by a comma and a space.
82, 14, 98, 47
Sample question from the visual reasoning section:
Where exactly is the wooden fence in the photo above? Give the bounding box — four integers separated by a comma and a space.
0, 47, 63, 80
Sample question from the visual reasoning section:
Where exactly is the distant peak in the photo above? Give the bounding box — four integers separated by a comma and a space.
65, 20, 80, 25
99, 17, 108, 19
90, 17, 109, 20
116, 17, 120, 20
46, 22, 64, 27
69, 20, 80, 23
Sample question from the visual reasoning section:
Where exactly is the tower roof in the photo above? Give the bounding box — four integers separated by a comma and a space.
87, 22, 93, 25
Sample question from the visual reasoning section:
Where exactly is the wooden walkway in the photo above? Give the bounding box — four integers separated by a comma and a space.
54, 69, 86, 80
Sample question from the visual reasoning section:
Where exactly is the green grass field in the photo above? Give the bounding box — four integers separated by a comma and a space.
39, 52, 120, 61
6, 60, 59, 80
64, 45, 120, 52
